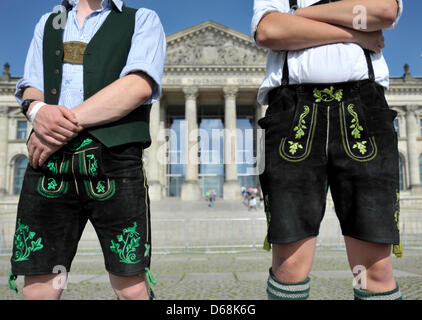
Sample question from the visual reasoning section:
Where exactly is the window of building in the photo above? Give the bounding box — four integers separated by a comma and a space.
419, 154, 422, 185
399, 155, 405, 191
420, 119, 422, 137
394, 119, 399, 135
16, 120, 27, 140
13, 156, 28, 195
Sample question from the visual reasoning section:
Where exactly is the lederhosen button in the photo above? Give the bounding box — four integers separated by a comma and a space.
51, 89, 57, 95
55, 50, 61, 56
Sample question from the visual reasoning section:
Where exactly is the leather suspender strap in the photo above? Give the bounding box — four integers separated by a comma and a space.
281, 0, 376, 86
364, 49, 376, 81
289, 0, 298, 9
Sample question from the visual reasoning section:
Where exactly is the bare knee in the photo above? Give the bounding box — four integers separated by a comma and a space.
110, 273, 149, 300
23, 275, 62, 300
115, 283, 148, 300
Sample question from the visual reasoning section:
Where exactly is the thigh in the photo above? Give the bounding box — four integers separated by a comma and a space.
329, 82, 400, 245
11, 165, 87, 276
259, 87, 328, 244
86, 145, 151, 276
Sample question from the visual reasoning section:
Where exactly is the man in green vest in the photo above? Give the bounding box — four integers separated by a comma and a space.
10, 0, 166, 300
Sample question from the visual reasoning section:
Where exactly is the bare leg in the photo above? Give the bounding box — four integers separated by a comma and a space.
345, 236, 396, 293
109, 273, 149, 300
23, 274, 65, 300
272, 236, 317, 283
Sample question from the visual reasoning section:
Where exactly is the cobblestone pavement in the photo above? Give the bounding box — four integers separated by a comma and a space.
1, 248, 421, 300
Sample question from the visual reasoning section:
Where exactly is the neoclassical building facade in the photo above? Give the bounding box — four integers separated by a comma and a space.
0, 21, 421, 202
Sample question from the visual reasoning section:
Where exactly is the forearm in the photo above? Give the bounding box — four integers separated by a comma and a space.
295, 0, 398, 32
256, 12, 360, 51
72, 72, 154, 129
22, 87, 44, 107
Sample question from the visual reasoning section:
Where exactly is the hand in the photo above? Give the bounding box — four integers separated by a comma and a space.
31, 104, 83, 147
27, 133, 61, 169
352, 30, 385, 54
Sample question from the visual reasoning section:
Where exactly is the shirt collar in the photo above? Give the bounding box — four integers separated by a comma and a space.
61, 0, 123, 12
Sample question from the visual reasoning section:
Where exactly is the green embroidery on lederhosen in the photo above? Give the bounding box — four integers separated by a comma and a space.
279, 104, 318, 162
393, 191, 403, 258
12, 219, 44, 262
110, 222, 142, 264
67, 138, 93, 151
339, 102, 378, 162
263, 195, 271, 251
37, 155, 70, 198
86, 154, 99, 177
80, 150, 116, 201
313, 86, 343, 103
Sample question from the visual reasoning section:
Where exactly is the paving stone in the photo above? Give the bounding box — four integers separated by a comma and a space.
182, 272, 235, 282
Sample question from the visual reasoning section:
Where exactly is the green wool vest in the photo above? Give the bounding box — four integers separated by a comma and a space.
43, 6, 151, 148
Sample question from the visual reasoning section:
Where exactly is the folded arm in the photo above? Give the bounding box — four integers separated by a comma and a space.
295, 0, 399, 32
255, 12, 384, 52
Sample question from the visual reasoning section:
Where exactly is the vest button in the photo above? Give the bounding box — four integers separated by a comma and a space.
51, 89, 57, 95
55, 50, 61, 56
54, 69, 60, 75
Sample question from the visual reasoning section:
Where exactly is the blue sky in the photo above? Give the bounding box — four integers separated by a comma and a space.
0, 0, 421, 77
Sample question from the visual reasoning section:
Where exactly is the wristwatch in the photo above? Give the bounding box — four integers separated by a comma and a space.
20, 99, 38, 117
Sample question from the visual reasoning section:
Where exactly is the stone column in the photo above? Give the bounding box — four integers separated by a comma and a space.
223, 87, 241, 200
0, 106, 8, 195
181, 87, 201, 200
147, 100, 162, 200
405, 106, 422, 193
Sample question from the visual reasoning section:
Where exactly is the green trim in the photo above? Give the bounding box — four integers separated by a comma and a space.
354, 284, 402, 300
83, 179, 116, 201
393, 191, 403, 258
145, 267, 157, 293
12, 219, 44, 262
37, 177, 69, 199
67, 138, 93, 152
263, 195, 271, 251
110, 222, 142, 264
8, 270, 18, 293
339, 103, 378, 162
279, 104, 318, 163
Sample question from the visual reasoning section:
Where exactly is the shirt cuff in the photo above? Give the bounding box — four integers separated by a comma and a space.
120, 62, 162, 104
14, 78, 44, 105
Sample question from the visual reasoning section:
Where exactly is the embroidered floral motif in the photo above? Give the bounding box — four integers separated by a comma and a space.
313, 86, 343, 103
288, 141, 303, 155
347, 104, 368, 155
47, 178, 58, 190
348, 104, 364, 139
286, 106, 311, 155
96, 181, 106, 193
294, 106, 310, 139
353, 141, 367, 155
47, 161, 59, 175
86, 154, 98, 177
13, 219, 44, 262
68, 138, 93, 151
110, 222, 141, 264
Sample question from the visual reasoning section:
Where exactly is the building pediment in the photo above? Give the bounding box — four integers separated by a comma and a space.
165, 21, 267, 68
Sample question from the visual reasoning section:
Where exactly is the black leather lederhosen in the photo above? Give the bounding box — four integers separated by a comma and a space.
258, 0, 401, 248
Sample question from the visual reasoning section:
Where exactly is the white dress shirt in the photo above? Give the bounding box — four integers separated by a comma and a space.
251, 0, 403, 105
